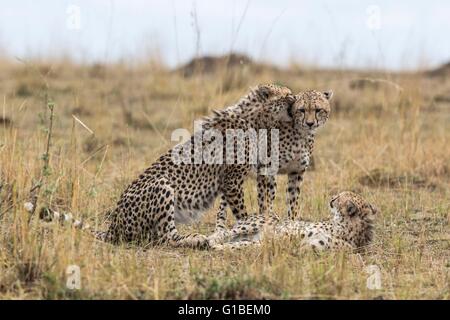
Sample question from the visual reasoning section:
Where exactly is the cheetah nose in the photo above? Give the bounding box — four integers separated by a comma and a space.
306, 121, 314, 127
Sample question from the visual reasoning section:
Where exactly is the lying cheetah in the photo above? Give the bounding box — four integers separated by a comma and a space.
37, 84, 296, 249
209, 191, 378, 251
215, 89, 333, 232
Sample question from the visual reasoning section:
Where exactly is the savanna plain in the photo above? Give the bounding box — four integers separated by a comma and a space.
0, 55, 449, 299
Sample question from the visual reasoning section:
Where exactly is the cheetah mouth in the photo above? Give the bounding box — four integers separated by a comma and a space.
296, 123, 319, 131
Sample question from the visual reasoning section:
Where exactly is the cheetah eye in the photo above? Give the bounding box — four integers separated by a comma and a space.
299, 109, 305, 113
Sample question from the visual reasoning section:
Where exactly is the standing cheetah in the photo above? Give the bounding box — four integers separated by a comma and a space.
210, 191, 378, 251
38, 84, 296, 248
215, 89, 333, 233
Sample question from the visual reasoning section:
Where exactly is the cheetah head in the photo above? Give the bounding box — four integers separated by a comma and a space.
251, 84, 297, 121
329, 191, 378, 247
290, 90, 333, 130
253, 84, 293, 101
329, 191, 378, 222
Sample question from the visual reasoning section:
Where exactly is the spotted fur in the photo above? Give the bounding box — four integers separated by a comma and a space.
209, 191, 378, 251
39, 84, 296, 249
215, 89, 333, 233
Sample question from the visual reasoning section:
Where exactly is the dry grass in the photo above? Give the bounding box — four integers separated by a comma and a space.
0, 57, 449, 299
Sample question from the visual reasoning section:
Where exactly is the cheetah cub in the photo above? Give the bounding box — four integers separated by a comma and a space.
209, 191, 378, 251
215, 89, 333, 233
37, 84, 296, 249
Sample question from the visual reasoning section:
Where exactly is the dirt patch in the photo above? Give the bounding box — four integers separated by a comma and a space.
433, 93, 450, 104
426, 61, 450, 77
16, 261, 42, 285
0, 116, 12, 127
88, 63, 107, 79
71, 106, 92, 116
402, 209, 449, 249
358, 169, 437, 190
15, 83, 33, 97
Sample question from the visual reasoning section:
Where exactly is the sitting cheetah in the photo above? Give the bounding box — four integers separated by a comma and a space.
215, 89, 333, 232
37, 84, 296, 249
209, 191, 378, 251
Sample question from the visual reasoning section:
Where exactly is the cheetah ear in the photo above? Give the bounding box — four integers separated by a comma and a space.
369, 203, 379, 215
255, 85, 274, 100
280, 95, 295, 122
330, 194, 339, 202
323, 90, 333, 100
329, 194, 339, 207
345, 200, 359, 217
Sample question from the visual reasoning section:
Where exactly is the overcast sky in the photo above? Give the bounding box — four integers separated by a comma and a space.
1, 0, 449, 70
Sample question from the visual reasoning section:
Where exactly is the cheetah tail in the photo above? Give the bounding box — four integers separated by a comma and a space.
24, 202, 111, 242
38, 206, 91, 230
24, 202, 94, 232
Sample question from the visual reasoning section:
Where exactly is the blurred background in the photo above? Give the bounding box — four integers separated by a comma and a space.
1, 0, 449, 70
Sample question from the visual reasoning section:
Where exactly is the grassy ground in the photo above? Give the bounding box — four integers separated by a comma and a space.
0, 58, 449, 299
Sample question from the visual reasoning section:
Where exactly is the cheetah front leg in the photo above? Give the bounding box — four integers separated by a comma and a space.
286, 170, 305, 219
213, 173, 275, 242
210, 173, 251, 246
257, 174, 277, 215
222, 177, 248, 221
211, 173, 253, 246
209, 194, 230, 246
215, 194, 228, 231
153, 178, 209, 249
